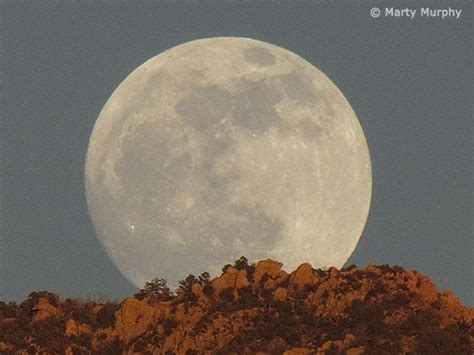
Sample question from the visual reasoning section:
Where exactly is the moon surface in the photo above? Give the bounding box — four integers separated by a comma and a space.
85, 37, 372, 288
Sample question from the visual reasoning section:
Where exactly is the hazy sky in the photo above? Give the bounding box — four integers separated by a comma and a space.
1, 1, 472, 305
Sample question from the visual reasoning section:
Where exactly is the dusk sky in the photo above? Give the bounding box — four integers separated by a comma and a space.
1, 1, 472, 305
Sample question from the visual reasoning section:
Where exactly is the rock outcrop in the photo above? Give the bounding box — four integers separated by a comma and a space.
0, 259, 472, 354
115, 297, 156, 344
32, 297, 61, 322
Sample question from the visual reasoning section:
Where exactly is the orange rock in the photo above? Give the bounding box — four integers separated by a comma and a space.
115, 298, 155, 344
174, 303, 187, 322
211, 271, 237, 294
277, 270, 289, 283
415, 275, 438, 303
178, 337, 196, 354
32, 297, 60, 322
65, 319, 91, 337
162, 328, 185, 353
343, 333, 356, 347
0, 342, 13, 353
290, 263, 317, 290
440, 290, 463, 315
191, 283, 204, 299
4, 260, 473, 354
156, 324, 165, 336
346, 346, 365, 355
400, 335, 416, 353
92, 305, 103, 315
283, 347, 311, 355
188, 309, 204, 328
329, 266, 339, 280
236, 269, 250, 289
366, 264, 381, 274
274, 287, 288, 302
211, 268, 249, 295
318, 340, 334, 353
254, 259, 283, 283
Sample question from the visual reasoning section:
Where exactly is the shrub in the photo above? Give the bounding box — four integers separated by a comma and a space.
162, 318, 178, 336
0, 301, 17, 318
233, 256, 255, 276
31, 317, 66, 352
96, 302, 120, 328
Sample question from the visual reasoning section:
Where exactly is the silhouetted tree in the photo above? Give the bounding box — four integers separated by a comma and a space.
135, 278, 172, 302
234, 256, 249, 270
178, 275, 198, 303
198, 272, 210, 284
179, 275, 198, 293
233, 256, 256, 278
222, 264, 233, 274
198, 272, 213, 297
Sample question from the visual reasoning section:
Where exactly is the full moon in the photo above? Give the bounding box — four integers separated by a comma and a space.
85, 37, 372, 288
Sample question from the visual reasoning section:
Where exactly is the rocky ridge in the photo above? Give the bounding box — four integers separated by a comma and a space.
1, 258, 472, 354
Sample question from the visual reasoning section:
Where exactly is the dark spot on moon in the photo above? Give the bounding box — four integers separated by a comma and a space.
203, 168, 240, 205
176, 79, 284, 135
201, 124, 235, 162
141, 71, 173, 96
175, 86, 232, 131
230, 79, 282, 133
243, 46, 276, 66
278, 71, 319, 104
114, 123, 191, 220
297, 118, 324, 141
221, 203, 283, 249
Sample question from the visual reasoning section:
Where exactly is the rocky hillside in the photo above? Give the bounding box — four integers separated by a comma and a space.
1, 258, 473, 354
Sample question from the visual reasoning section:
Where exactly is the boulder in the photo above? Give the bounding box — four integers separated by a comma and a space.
32, 297, 61, 322
115, 298, 155, 344
317, 340, 344, 354
415, 274, 438, 303
274, 287, 288, 302
290, 263, 317, 290
236, 269, 250, 289
440, 290, 463, 315
343, 333, 356, 347
346, 346, 365, 355
65, 319, 91, 337
211, 267, 249, 296
191, 283, 204, 299
254, 259, 283, 283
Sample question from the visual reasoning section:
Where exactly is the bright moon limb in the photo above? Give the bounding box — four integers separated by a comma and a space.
85, 37, 372, 288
